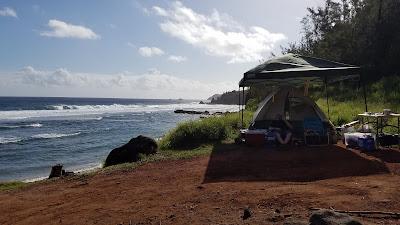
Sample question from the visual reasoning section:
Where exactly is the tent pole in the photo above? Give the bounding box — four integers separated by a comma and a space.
324, 76, 330, 120
238, 86, 241, 128
241, 87, 244, 128
362, 76, 368, 112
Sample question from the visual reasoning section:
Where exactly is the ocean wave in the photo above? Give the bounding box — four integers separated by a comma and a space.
0, 103, 239, 120
23, 163, 102, 183
31, 132, 81, 140
0, 137, 23, 144
0, 123, 42, 129
23, 176, 48, 183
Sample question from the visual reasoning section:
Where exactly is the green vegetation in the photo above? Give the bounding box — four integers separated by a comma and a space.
102, 111, 254, 172
159, 111, 253, 149
283, 0, 400, 81
0, 181, 27, 191
313, 76, 400, 126
280, 0, 400, 125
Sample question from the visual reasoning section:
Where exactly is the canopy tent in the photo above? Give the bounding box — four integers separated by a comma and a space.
237, 53, 366, 128
239, 53, 361, 87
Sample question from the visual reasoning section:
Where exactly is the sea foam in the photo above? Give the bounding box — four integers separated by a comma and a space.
31, 132, 81, 140
0, 123, 43, 129
0, 137, 23, 144
0, 103, 239, 121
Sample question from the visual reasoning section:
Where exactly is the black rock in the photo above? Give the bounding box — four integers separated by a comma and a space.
310, 209, 362, 225
242, 207, 252, 220
104, 135, 158, 167
49, 164, 63, 178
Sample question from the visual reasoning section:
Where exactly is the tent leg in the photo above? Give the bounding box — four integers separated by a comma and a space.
362, 78, 368, 112
241, 87, 244, 128
238, 86, 242, 128
324, 77, 330, 120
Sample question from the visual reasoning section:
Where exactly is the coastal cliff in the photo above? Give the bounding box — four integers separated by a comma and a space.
208, 90, 247, 105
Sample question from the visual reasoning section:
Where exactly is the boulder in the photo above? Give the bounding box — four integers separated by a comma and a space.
242, 207, 252, 220
104, 135, 158, 167
310, 209, 362, 225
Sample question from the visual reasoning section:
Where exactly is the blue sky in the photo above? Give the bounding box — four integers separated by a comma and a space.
0, 0, 323, 99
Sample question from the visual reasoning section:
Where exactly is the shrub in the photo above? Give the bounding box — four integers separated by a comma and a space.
159, 112, 252, 150
245, 98, 261, 111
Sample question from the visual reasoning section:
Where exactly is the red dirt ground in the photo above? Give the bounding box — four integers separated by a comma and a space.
1, 144, 400, 225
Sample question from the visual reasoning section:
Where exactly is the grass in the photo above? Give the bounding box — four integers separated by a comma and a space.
159, 111, 253, 149
316, 98, 400, 126
103, 111, 254, 173
0, 181, 27, 191
100, 112, 254, 174
309, 76, 400, 126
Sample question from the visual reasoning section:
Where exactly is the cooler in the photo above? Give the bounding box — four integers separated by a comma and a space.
245, 130, 267, 147
358, 135, 376, 151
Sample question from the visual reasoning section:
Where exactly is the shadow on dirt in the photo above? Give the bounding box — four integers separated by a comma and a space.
203, 143, 390, 183
363, 148, 400, 163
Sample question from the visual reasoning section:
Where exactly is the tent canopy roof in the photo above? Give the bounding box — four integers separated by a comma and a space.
239, 53, 360, 87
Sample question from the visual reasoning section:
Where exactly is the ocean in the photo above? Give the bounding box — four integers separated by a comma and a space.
0, 97, 238, 182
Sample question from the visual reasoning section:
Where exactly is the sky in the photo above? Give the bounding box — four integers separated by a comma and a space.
0, 0, 323, 99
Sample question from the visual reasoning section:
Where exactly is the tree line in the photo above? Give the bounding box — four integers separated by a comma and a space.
283, 0, 400, 82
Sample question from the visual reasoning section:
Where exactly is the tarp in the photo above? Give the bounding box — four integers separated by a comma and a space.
239, 53, 360, 87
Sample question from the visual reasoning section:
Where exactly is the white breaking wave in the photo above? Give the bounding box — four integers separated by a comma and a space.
31, 132, 81, 140
27, 123, 43, 127
23, 162, 102, 183
0, 123, 43, 129
24, 176, 48, 183
0, 137, 23, 144
0, 103, 239, 120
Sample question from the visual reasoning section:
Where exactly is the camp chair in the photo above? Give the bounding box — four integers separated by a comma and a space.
303, 117, 329, 146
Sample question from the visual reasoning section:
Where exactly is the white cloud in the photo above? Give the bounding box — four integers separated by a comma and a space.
0, 7, 17, 18
168, 55, 187, 63
152, 6, 168, 16
40, 19, 100, 40
152, 1, 286, 63
138, 46, 165, 57
18, 66, 89, 87
1, 66, 236, 99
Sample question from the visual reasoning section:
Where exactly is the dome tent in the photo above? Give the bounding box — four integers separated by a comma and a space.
251, 86, 328, 125
248, 85, 336, 144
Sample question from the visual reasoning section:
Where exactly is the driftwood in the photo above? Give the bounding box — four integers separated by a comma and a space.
310, 207, 400, 218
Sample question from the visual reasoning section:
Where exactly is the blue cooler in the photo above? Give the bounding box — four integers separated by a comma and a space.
358, 135, 375, 151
